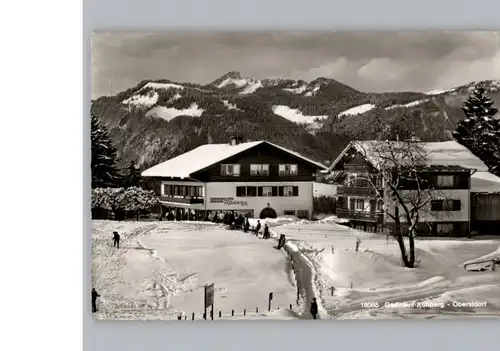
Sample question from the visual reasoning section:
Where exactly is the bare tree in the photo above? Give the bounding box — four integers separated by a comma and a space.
343, 114, 460, 268
353, 139, 431, 267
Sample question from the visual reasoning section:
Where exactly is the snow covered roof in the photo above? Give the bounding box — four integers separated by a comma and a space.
471, 171, 500, 193
141, 141, 327, 178
327, 140, 489, 173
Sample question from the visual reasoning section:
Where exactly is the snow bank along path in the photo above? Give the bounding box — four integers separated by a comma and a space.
270, 218, 500, 319
266, 226, 326, 319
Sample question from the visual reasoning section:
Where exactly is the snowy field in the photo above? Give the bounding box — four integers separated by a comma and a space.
271, 217, 500, 319
92, 216, 500, 320
92, 220, 299, 320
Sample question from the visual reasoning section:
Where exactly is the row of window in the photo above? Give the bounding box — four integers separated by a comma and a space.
284, 210, 309, 218
345, 173, 458, 189
236, 186, 299, 197
430, 199, 461, 211
348, 198, 383, 212
163, 184, 203, 197
346, 174, 383, 188
221, 164, 298, 177
346, 198, 462, 212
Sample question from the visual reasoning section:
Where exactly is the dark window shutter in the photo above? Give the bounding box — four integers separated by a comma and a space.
272, 186, 278, 196
431, 174, 437, 188
278, 186, 284, 196
453, 200, 461, 211
236, 187, 242, 197
431, 223, 437, 236
258, 187, 263, 196
431, 200, 442, 211
293, 186, 299, 196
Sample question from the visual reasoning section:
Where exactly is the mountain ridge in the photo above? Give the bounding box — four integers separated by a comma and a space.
91, 71, 500, 170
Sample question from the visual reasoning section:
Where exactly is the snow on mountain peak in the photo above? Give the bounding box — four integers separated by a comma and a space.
272, 105, 328, 126
122, 90, 159, 106
140, 82, 185, 91
146, 103, 204, 121
385, 99, 429, 110
338, 104, 376, 117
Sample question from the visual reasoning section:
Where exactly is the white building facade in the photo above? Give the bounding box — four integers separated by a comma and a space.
143, 139, 326, 220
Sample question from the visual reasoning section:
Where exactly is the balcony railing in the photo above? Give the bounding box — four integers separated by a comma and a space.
337, 186, 384, 197
336, 208, 384, 223
159, 195, 204, 204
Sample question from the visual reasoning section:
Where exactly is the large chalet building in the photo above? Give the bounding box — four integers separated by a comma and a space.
141, 138, 327, 220
326, 140, 500, 237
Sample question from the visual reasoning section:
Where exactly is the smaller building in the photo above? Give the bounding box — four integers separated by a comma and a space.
325, 140, 500, 237
470, 171, 500, 234
141, 138, 327, 220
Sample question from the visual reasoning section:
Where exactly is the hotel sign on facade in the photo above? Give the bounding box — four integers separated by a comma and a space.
209, 197, 249, 206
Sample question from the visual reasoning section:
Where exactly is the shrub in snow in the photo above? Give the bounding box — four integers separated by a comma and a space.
313, 196, 337, 215
92, 187, 158, 220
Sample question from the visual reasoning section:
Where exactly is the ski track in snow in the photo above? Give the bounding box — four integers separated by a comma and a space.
93, 222, 205, 320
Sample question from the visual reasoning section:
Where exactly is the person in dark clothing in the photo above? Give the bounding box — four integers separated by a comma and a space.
254, 220, 261, 236
263, 224, 270, 239
166, 211, 174, 221
91, 288, 100, 313
310, 297, 318, 319
112, 231, 120, 249
278, 234, 286, 249
243, 218, 249, 233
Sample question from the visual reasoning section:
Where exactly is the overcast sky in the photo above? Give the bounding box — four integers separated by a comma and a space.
91, 31, 500, 99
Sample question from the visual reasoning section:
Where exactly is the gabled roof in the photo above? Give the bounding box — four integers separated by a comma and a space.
141, 140, 327, 178
471, 171, 500, 193
326, 140, 489, 173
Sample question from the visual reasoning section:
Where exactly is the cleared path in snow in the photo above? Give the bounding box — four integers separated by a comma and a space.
270, 219, 500, 319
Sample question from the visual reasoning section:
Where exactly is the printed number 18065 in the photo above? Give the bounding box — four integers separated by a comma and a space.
360, 302, 380, 309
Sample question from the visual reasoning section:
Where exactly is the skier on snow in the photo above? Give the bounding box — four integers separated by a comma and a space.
263, 223, 270, 239
254, 220, 261, 236
112, 231, 120, 249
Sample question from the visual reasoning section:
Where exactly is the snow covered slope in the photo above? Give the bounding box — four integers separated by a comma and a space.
92, 220, 298, 320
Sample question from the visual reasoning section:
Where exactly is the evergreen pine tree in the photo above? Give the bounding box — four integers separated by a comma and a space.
123, 161, 143, 188
453, 83, 500, 175
91, 114, 121, 188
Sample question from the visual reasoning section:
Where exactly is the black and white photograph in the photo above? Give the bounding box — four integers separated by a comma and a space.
90, 31, 500, 320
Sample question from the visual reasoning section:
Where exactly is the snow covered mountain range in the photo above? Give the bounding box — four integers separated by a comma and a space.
91, 71, 500, 169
